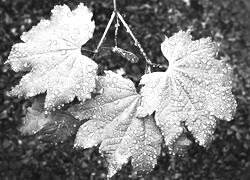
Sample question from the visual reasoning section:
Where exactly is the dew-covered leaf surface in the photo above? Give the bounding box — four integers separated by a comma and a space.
138, 31, 237, 147
69, 71, 162, 177
6, 3, 97, 111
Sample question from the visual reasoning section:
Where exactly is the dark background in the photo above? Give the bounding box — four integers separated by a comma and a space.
1, 0, 250, 179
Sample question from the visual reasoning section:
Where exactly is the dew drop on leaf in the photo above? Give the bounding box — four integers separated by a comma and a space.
68, 71, 163, 177
6, 3, 97, 110
138, 30, 237, 147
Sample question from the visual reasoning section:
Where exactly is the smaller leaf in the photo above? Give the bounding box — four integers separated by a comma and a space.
169, 132, 193, 156
37, 111, 81, 143
20, 107, 50, 135
20, 96, 80, 143
20, 96, 50, 134
112, 47, 139, 63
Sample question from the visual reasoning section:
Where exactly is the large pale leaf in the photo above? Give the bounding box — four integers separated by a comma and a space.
6, 3, 97, 110
138, 31, 237, 147
69, 71, 162, 176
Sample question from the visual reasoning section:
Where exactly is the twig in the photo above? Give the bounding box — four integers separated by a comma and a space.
117, 13, 149, 63
113, 0, 119, 47
93, 0, 167, 71
94, 11, 116, 54
113, 0, 117, 12
114, 16, 119, 47
82, 48, 95, 53
117, 12, 168, 70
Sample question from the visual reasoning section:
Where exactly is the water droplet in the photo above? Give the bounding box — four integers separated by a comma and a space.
66, 41, 73, 46
74, 28, 80, 34
24, 63, 28, 67
67, 12, 73, 17
112, 77, 118, 83
61, 50, 67, 55
106, 73, 111, 78
116, 88, 121, 93
63, 24, 69, 30
48, 40, 52, 46
87, 72, 93, 78
83, 24, 90, 30
76, 84, 80, 89
114, 100, 119, 105
71, 35, 77, 41
86, 64, 95, 72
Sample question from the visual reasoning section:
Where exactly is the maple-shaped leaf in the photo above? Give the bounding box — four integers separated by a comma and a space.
69, 71, 162, 177
138, 30, 237, 147
20, 96, 81, 143
6, 3, 97, 110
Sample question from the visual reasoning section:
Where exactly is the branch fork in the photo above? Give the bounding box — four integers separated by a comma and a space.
94, 0, 167, 71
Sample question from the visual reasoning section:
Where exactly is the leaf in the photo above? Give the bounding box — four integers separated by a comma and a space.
20, 106, 50, 135
138, 30, 237, 147
112, 47, 139, 63
169, 132, 193, 156
20, 96, 48, 134
69, 71, 162, 177
6, 3, 97, 110
37, 111, 81, 143
20, 96, 80, 143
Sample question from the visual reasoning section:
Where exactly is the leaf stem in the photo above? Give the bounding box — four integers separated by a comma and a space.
94, 11, 116, 54
114, 15, 119, 47
93, 1, 168, 71
113, 0, 117, 12
117, 13, 150, 64
117, 13, 168, 71
82, 48, 95, 53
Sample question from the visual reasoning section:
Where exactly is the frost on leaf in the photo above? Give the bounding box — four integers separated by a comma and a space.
138, 30, 237, 147
20, 96, 80, 143
6, 3, 97, 110
69, 71, 162, 177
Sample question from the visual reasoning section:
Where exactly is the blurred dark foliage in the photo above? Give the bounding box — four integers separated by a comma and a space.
0, 0, 250, 179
